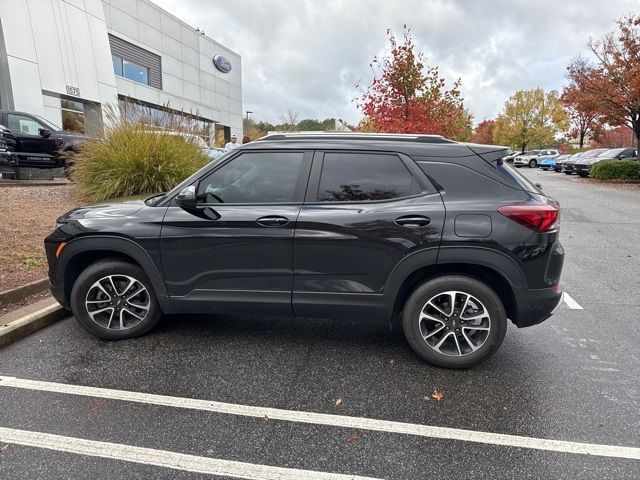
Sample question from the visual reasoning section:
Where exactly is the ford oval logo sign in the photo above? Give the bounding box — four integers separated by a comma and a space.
213, 55, 232, 73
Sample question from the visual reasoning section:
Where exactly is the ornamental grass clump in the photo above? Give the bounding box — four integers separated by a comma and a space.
69, 104, 210, 202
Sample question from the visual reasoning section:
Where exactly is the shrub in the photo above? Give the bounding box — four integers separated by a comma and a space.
69, 109, 210, 202
590, 160, 640, 180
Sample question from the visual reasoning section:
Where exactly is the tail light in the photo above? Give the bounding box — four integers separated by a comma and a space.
498, 204, 560, 233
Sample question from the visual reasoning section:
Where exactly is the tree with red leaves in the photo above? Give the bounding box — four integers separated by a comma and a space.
471, 119, 495, 144
592, 125, 636, 148
356, 27, 472, 141
566, 15, 640, 147
561, 84, 602, 148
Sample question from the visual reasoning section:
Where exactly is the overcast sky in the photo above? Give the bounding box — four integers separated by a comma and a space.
153, 0, 637, 126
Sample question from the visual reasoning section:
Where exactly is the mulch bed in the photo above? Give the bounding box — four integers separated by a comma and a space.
0, 185, 82, 293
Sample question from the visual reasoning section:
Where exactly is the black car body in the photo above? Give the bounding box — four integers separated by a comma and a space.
554, 153, 576, 172
563, 148, 607, 174
45, 133, 565, 368
574, 147, 638, 177
0, 110, 88, 169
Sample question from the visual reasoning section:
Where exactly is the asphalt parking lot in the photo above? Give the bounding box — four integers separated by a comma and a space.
1, 167, 639, 479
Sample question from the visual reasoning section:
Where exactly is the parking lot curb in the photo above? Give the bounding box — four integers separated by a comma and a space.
0, 300, 66, 348
0, 278, 49, 306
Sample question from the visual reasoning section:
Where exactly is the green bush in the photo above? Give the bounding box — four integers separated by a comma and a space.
590, 160, 640, 180
70, 122, 209, 202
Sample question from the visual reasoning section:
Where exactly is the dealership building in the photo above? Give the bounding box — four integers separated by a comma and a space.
0, 0, 243, 143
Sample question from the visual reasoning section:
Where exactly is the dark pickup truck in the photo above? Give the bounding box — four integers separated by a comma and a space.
0, 110, 88, 171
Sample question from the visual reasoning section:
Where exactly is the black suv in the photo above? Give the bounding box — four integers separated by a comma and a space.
0, 110, 87, 170
45, 134, 564, 368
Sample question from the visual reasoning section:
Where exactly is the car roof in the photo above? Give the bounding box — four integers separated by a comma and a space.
245, 132, 510, 159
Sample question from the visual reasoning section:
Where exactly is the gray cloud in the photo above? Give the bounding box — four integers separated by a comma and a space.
153, 0, 637, 125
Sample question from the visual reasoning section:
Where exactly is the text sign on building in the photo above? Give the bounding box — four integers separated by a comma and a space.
66, 85, 80, 97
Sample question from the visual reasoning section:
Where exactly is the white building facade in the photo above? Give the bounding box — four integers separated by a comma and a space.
0, 0, 243, 143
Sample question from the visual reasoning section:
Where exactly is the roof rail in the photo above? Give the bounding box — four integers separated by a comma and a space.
255, 132, 455, 144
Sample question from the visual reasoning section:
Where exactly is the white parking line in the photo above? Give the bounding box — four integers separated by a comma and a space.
0, 427, 379, 480
2, 376, 639, 460
563, 292, 583, 310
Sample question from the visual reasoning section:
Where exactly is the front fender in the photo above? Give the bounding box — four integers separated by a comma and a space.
56, 235, 174, 313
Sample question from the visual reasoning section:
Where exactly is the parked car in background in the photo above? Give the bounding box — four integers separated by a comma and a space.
513, 150, 540, 168
514, 149, 558, 168
539, 151, 564, 170
555, 153, 578, 172
0, 110, 88, 170
563, 149, 608, 174
205, 147, 226, 160
45, 132, 564, 369
574, 147, 638, 177
503, 152, 519, 163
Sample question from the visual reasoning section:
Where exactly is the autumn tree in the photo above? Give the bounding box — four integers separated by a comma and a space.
493, 88, 568, 152
592, 125, 635, 148
561, 84, 602, 148
471, 119, 495, 144
566, 16, 640, 147
356, 27, 472, 141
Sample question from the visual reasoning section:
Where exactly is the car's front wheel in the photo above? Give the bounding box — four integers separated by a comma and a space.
529, 159, 537, 168
402, 276, 507, 369
70, 259, 161, 340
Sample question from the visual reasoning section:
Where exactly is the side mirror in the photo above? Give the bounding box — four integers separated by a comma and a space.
39, 128, 52, 138
175, 185, 197, 209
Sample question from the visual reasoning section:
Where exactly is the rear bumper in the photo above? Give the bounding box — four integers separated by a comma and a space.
512, 285, 563, 327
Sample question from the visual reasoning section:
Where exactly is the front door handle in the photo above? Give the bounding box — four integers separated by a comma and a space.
256, 215, 290, 227
395, 215, 431, 227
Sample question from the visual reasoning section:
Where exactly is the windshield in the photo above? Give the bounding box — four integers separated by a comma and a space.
580, 149, 607, 159
34, 115, 61, 131
597, 148, 624, 158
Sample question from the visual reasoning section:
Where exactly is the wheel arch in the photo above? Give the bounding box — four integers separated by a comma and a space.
385, 247, 523, 326
58, 236, 173, 313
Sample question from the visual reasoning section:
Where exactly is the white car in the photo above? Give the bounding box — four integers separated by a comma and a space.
514, 149, 559, 168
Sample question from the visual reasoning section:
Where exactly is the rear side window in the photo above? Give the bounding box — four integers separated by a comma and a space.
317, 152, 414, 202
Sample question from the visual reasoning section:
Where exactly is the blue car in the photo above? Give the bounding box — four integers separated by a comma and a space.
536, 149, 560, 170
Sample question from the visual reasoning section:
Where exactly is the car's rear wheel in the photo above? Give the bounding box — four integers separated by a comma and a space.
529, 159, 537, 168
402, 276, 507, 369
70, 259, 161, 340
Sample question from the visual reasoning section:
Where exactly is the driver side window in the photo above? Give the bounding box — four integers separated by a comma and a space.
196, 152, 306, 204
7, 114, 45, 135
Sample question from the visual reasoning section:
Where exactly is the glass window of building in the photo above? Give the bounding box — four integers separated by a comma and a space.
112, 55, 123, 77
61, 99, 86, 134
123, 59, 149, 85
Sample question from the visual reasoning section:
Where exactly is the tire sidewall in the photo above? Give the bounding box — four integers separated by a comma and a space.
70, 260, 161, 340
402, 276, 507, 369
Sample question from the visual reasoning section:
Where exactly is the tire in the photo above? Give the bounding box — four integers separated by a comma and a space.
529, 159, 537, 168
402, 276, 507, 369
564, 171, 572, 175
70, 259, 161, 340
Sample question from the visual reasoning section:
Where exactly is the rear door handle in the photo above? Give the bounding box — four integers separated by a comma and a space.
395, 215, 431, 227
256, 215, 290, 227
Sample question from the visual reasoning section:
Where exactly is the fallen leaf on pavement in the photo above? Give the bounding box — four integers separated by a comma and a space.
90, 402, 105, 412
388, 358, 396, 366
431, 388, 444, 401
335, 398, 343, 406
0, 443, 8, 452
262, 415, 269, 422
347, 434, 358, 444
